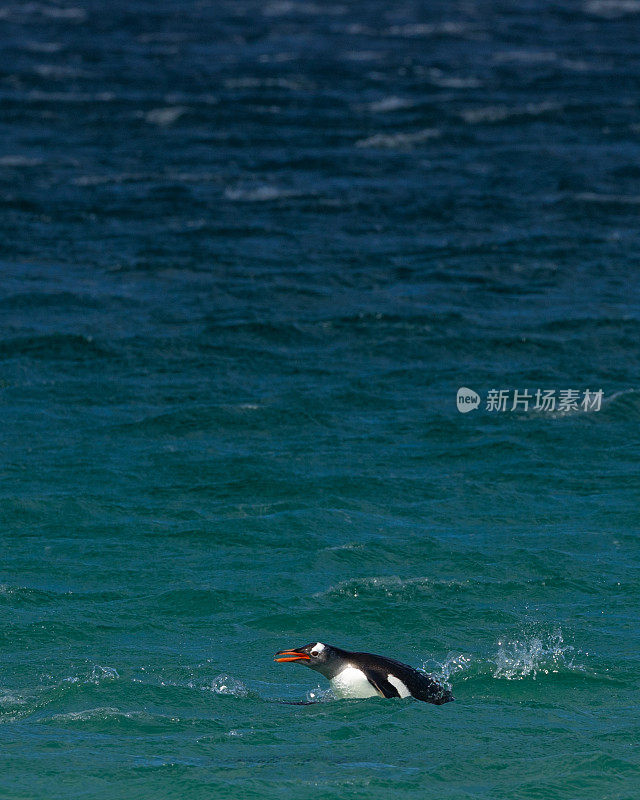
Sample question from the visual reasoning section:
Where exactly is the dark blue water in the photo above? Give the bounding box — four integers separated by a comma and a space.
1, 1, 640, 798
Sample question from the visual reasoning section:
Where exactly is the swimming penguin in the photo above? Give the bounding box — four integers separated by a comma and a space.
274, 642, 453, 704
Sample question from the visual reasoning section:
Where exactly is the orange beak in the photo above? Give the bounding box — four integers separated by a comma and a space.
274, 648, 311, 663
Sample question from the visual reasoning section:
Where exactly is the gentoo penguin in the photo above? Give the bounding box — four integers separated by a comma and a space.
274, 642, 453, 704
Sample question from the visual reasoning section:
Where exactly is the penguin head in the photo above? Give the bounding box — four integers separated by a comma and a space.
274, 641, 334, 673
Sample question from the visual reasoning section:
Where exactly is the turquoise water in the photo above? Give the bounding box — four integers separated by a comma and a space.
2, 0, 640, 797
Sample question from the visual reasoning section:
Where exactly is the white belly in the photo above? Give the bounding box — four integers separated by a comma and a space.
330, 665, 380, 699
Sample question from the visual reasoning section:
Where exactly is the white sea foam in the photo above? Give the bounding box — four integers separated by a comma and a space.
33, 64, 90, 79
584, 0, 640, 17
0, 155, 43, 167
0, 4, 86, 21
387, 22, 469, 37
26, 90, 115, 103
24, 41, 63, 53
224, 185, 303, 202
73, 171, 222, 187
51, 707, 140, 722
144, 107, 188, 127
367, 96, 416, 113
428, 70, 481, 88
461, 102, 562, 124
355, 128, 441, 149
262, 1, 346, 16
316, 575, 470, 600
0, 691, 27, 707
36, 4, 86, 19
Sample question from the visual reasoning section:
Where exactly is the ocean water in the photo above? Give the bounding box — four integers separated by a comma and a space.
1, 0, 640, 798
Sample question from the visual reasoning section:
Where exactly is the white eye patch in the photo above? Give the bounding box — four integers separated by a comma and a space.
310, 643, 325, 656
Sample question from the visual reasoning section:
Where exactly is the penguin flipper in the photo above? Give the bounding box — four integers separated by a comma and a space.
364, 671, 402, 699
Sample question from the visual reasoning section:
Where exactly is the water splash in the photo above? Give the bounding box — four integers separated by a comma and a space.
209, 674, 249, 698
90, 665, 120, 683
492, 629, 583, 680
61, 665, 120, 685
423, 629, 586, 686
305, 686, 334, 703
424, 652, 474, 687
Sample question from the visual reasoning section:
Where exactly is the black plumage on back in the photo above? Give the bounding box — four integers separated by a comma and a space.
335, 647, 454, 704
